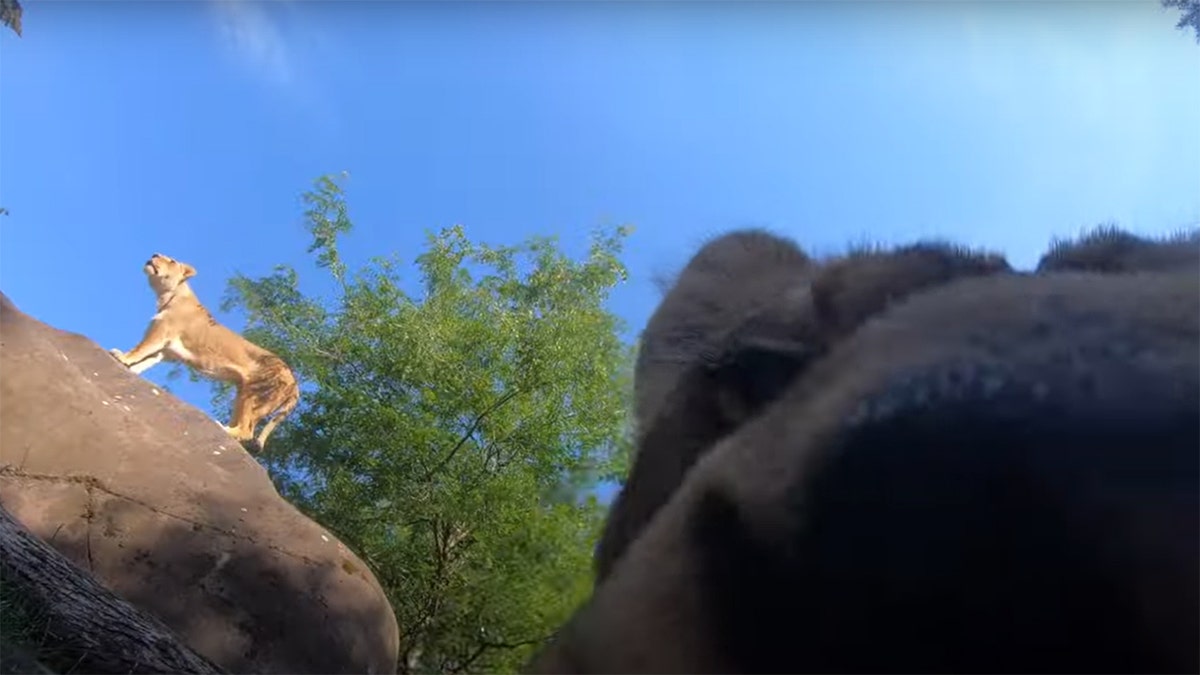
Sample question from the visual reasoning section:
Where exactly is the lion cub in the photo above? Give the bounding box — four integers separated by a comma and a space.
109, 253, 300, 450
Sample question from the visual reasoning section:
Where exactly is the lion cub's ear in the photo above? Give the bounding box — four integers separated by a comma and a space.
181, 263, 197, 280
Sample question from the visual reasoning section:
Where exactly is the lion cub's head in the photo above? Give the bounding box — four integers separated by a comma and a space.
144, 253, 197, 295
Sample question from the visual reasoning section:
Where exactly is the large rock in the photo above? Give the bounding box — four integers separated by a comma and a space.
0, 292, 400, 674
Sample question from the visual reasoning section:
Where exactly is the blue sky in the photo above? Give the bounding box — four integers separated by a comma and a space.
2, 1, 1197, 494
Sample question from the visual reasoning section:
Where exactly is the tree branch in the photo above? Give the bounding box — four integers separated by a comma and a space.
423, 388, 522, 481
453, 635, 548, 672
0, 504, 225, 674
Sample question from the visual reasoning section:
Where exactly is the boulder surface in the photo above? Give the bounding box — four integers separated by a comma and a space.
0, 292, 400, 674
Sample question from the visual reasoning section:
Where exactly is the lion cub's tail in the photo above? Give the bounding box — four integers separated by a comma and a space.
255, 358, 301, 450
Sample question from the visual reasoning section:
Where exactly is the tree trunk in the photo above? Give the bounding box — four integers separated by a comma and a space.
0, 503, 225, 674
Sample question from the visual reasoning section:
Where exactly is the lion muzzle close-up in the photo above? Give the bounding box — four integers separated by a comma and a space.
528, 228, 1200, 675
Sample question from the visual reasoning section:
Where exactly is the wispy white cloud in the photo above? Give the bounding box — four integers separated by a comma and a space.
208, 0, 345, 133
210, 0, 293, 86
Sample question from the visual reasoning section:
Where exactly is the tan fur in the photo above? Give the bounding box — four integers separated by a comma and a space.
1036, 226, 1200, 274
110, 253, 299, 450
531, 228, 1199, 674
633, 230, 815, 449
596, 236, 1012, 583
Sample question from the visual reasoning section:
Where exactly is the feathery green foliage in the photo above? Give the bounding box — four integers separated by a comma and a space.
1162, 0, 1200, 41
217, 174, 635, 673
0, 0, 21, 37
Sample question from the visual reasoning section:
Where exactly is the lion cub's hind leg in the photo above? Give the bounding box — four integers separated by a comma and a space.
223, 384, 257, 444
239, 376, 289, 451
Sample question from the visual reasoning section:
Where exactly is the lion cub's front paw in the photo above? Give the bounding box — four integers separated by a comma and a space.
108, 348, 128, 364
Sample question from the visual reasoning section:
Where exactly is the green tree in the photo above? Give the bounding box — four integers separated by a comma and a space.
1163, 0, 1200, 41
1, 0, 21, 37
217, 174, 635, 673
